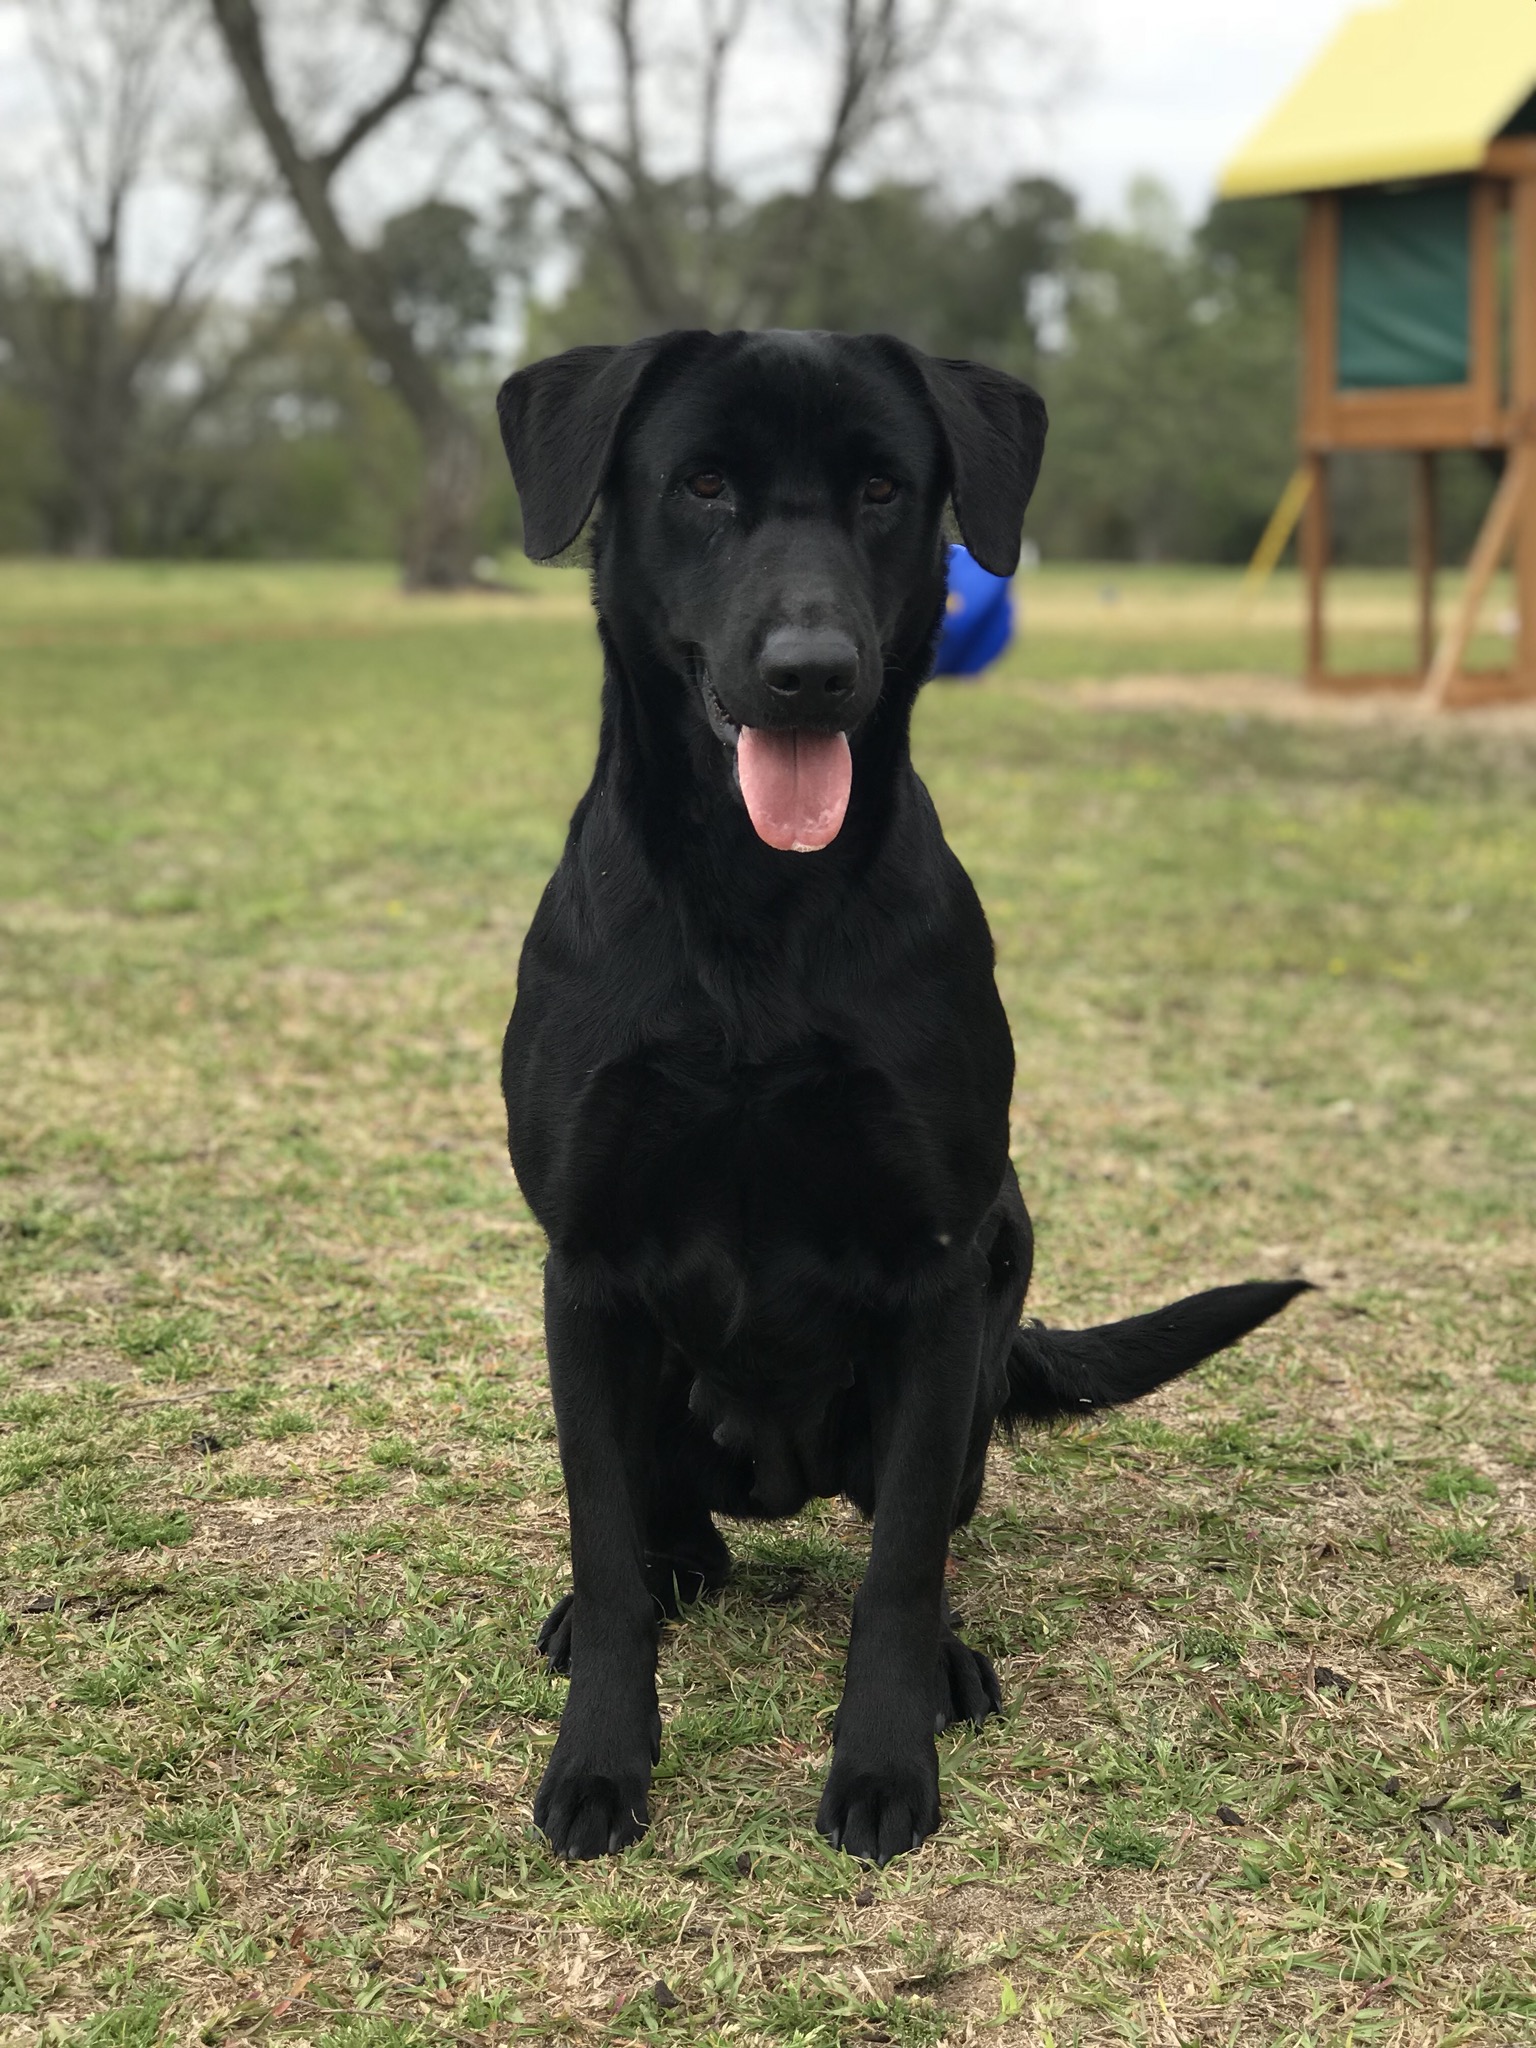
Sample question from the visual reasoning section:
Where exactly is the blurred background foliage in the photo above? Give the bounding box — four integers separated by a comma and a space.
0, 0, 1500, 574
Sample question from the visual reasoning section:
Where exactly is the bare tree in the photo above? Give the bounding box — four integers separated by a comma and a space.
2, 0, 273, 554
206, 0, 486, 587
450, 0, 1069, 334
750, 1, 946, 324
8, 0, 1067, 565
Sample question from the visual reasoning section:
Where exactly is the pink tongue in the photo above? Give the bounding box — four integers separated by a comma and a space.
736, 728, 852, 852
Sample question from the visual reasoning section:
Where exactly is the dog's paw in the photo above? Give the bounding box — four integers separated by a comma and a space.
643, 1543, 730, 1616
816, 1749, 941, 1865
935, 1631, 1002, 1731
536, 1592, 574, 1673
534, 1748, 652, 1860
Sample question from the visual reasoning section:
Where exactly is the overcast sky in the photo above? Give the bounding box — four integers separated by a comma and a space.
0, 0, 1364, 264
1054, 0, 1357, 219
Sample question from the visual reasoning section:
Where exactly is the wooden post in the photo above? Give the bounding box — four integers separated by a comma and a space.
1302, 454, 1329, 685
1419, 446, 1528, 708
1468, 179, 1502, 447
1412, 451, 1437, 677
1298, 195, 1336, 690
1514, 172, 1536, 696
1300, 195, 1338, 450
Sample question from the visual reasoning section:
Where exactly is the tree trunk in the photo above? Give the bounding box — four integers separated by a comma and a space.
70, 496, 115, 558
406, 406, 484, 589
69, 228, 126, 557
208, 0, 484, 588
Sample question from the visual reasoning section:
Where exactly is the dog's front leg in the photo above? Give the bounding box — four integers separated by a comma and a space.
533, 1254, 662, 1859
818, 1275, 984, 1864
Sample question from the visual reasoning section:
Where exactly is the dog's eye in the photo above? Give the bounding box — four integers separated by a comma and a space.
686, 471, 727, 500
863, 476, 898, 505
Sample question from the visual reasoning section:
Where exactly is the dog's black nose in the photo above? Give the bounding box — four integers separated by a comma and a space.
760, 626, 858, 700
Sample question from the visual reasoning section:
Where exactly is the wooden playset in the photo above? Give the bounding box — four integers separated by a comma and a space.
1222, 0, 1536, 706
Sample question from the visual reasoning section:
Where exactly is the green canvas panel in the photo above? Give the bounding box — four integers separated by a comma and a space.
1337, 180, 1470, 389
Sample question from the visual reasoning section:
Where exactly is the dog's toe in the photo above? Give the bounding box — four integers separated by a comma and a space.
816, 1753, 941, 1865
536, 1592, 575, 1673
936, 1631, 1002, 1730
534, 1759, 648, 1860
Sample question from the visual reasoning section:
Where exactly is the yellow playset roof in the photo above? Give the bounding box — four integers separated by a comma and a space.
1219, 0, 1536, 199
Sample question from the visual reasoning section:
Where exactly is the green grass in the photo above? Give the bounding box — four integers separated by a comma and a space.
1, 557, 1534, 2046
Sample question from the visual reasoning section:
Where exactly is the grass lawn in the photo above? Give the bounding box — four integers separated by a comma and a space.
1, 558, 1534, 2047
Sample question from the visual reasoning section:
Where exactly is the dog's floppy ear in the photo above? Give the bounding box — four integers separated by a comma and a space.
877, 343, 1047, 578
496, 333, 709, 562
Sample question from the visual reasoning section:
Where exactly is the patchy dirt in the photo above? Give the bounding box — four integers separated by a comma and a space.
1067, 671, 1536, 733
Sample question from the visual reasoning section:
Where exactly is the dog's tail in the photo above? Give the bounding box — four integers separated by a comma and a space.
999, 1278, 1311, 1429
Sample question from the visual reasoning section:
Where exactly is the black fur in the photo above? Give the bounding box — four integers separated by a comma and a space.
1002, 1280, 1314, 1427
494, 328, 1307, 1865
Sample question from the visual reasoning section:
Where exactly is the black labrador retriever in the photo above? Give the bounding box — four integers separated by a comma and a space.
495, 329, 1306, 1865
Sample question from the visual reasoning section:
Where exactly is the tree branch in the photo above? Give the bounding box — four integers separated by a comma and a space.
752, 0, 933, 325
156, 293, 304, 445
316, 0, 456, 183
121, 177, 268, 381
611, 0, 646, 182
697, 0, 751, 314
208, 0, 441, 415
207, 0, 485, 583
447, 9, 699, 326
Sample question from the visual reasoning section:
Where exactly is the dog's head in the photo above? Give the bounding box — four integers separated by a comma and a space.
497, 330, 1045, 852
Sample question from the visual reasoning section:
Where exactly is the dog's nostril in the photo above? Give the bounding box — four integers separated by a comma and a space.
760, 627, 859, 704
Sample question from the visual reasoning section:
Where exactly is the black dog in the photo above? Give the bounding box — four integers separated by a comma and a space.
495, 329, 1305, 1865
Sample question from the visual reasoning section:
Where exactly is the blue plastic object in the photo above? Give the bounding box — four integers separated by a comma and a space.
932, 543, 1013, 678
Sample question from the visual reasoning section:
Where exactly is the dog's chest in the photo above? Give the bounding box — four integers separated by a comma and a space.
548, 1034, 953, 1292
